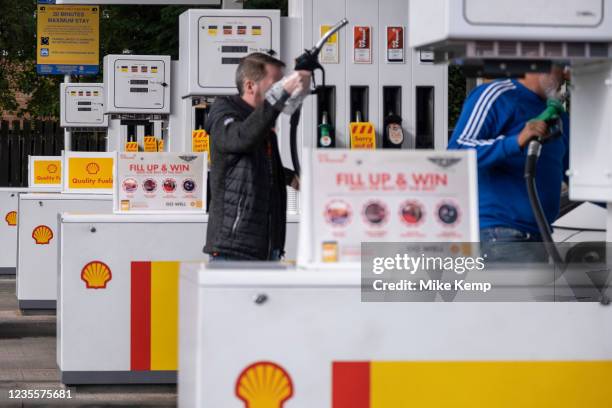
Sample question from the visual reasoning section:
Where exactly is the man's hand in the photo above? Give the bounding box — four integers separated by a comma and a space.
282, 71, 312, 96
290, 175, 300, 191
518, 120, 549, 148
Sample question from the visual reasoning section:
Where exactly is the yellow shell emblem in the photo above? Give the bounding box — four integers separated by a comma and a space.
236, 361, 293, 408
47, 163, 58, 174
81, 261, 112, 289
5, 211, 17, 226
32, 225, 53, 245
86, 162, 100, 175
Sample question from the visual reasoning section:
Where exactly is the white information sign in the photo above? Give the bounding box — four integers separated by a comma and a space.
301, 149, 479, 264
114, 152, 207, 214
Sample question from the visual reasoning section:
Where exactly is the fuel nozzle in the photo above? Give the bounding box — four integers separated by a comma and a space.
294, 18, 349, 89
355, 110, 363, 123
383, 111, 404, 148
529, 98, 565, 143
312, 18, 349, 57
318, 111, 334, 148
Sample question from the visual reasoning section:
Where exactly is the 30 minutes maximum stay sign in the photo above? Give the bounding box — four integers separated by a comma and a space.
36, 4, 100, 75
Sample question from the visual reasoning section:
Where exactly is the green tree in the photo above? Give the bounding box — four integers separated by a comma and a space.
0, 0, 60, 118
448, 65, 466, 131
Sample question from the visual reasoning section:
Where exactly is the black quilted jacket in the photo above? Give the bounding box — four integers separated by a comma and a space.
203, 94, 294, 260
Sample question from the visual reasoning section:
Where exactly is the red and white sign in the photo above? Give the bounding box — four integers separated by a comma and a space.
386, 26, 404, 63
114, 152, 207, 214
353, 26, 372, 64
308, 150, 478, 263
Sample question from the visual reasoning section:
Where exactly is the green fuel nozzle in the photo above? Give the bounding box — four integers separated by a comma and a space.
529, 98, 565, 143
530, 98, 565, 123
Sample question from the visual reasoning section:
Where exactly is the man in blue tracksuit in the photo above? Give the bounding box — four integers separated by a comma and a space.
448, 66, 568, 255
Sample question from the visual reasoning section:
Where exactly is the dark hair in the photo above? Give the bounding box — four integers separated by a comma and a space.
235, 52, 285, 96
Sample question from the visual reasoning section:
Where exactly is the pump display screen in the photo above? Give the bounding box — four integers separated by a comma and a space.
221, 57, 242, 65
221, 45, 248, 53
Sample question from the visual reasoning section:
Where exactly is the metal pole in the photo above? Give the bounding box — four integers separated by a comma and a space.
63, 74, 72, 151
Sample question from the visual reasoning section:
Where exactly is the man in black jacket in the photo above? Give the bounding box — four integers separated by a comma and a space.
204, 53, 311, 261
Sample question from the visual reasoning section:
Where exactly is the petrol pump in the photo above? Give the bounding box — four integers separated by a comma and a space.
407, 0, 612, 251
103, 54, 171, 153
289, 0, 448, 158
15, 83, 114, 309
178, 9, 281, 153
60, 82, 108, 150
178, 9, 294, 211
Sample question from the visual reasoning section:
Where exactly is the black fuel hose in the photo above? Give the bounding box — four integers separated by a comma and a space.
290, 109, 301, 176
524, 139, 564, 266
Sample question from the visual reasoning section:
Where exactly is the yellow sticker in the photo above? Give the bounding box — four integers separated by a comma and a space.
192, 129, 210, 157
349, 122, 376, 149
68, 157, 114, 190
33, 160, 62, 185
125, 141, 138, 152
322, 241, 339, 263
144, 136, 158, 152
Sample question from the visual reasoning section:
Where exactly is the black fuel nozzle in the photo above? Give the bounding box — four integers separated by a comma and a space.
294, 18, 348, 91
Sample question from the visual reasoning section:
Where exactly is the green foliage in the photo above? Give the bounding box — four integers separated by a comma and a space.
99, 5, 193, 59
245, 0, 287, 15
448, 65, 467, 130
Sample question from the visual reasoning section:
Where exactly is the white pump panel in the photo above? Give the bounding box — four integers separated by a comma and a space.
103, 55, 171, 114
60, 83, 107, 128
179, 9, 281, 96
409, 0, 612, 50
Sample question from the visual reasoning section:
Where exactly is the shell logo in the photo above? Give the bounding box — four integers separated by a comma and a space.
5, 211, 17, 226
81, 261, 112, 289
32, 225, 53, 245
86, 162, 100, 175
47, 163, 58, 174
235, 361, 293, 408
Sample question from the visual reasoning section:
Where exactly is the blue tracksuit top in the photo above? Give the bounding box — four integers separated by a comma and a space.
448, 79, 569, 235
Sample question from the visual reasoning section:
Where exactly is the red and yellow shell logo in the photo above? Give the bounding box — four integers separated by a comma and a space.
86, 162, 100, 175
5, 211, 17, 226
81, 261, 112, 289
32, 225, 53, 245
47, 163, 58, 174
236, 361, 293, 408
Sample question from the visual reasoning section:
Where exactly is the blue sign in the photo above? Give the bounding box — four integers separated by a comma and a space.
36, 64, 99, 75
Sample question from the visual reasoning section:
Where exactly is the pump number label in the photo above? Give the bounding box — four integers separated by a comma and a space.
386, 26, 404, 63
353, 26, 372, 64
